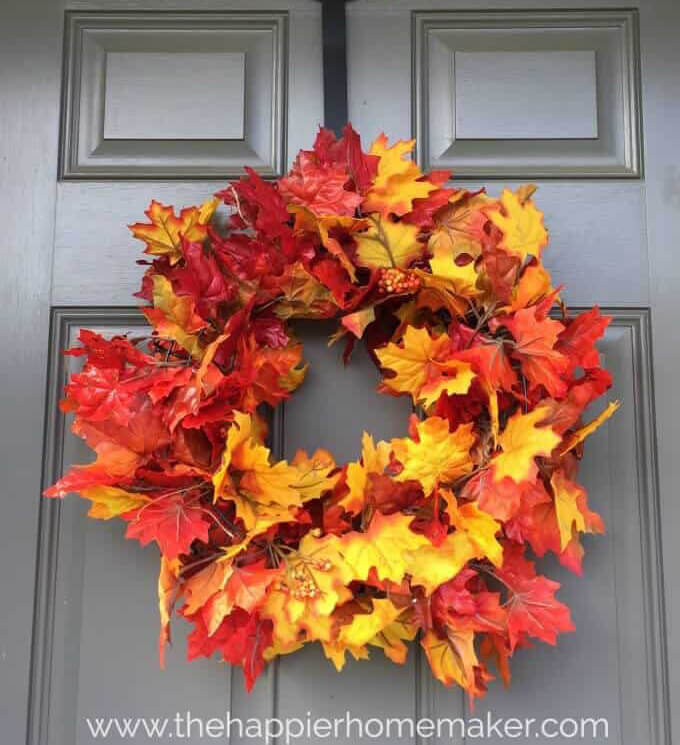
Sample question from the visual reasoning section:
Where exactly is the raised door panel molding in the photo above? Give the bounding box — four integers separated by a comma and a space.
413, 10, 642, 178
60, 12, 288, 179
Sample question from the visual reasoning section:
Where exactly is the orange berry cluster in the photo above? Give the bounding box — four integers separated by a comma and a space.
377, 267, 421, 295
284, 557, 332, 600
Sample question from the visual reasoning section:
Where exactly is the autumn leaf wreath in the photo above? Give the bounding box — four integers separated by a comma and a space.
46, 125, 618, 697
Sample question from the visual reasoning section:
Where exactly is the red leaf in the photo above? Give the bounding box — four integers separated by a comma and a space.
124, 491, 211, 558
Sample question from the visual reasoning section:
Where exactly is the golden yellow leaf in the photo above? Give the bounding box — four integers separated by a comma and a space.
445, 493, 503, 567
338, 511, 431, 583
338, 598, 406, 648
262, 532, 353, 625
421, 628, 478, 690
370, 611, 419, 665
355, 215, 424, 269
406, 531, 477, 595
129, 198, 218, 265
341, 432, 392, 513
560, 400, 620, 455
492, 406, 560, 483
290, 448, 340, 501
551, 469, 604, 551
487, 189, 548, 262
392, 417, 475, 494
212, 412, 303, 529
376, 325, 475, 408
362, 134, 438, 216
81, 485, 149, 520
146, 274, 206, 357
158, 556, 181, 668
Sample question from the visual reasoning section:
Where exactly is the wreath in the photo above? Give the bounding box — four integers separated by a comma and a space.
46, 125, 618, 697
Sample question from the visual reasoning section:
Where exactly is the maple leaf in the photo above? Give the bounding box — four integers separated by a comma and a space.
486, 189, 548, 262
432, 570, 507, 635
362, 134, 438, 216
187, 609, 273, 692
338, 511, 431, 584
44, 438, 143, 498
421, 628, 479, 692
212, 412, 303, 529
498, 553, 574, 650
290, 448, 340, 500
342, 432, 392, 514
445, 494, 503, 567
426, 190, 493, 296
198, 561, 282, 635
124, 490, 212, 559
508, 261, 555, 312
560, 400, 620, 455
461, 470, 525, 522
369, 609, 419, 664
158, 556, 181, 668
492, 406, 560, 483
338, 597, 406, 649
557, 307, 611, 371
392, 417, 475, 494
61, 366, 140, 427
263, 532, 353, 625
377, 325, 475, 408
355, 214, 424, 269
145, 274, 207, 358
551, 469, 604, 551
80, 485, 149, 520
340, 306, 376, 339
129, 198, 218, 265
501, 305, 569, 398
273, 263, 337, 319
279, 150, 362, 216
406, 531, 478, 595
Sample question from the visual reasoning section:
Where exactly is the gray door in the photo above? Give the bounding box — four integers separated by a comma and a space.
1, 1, 678, 744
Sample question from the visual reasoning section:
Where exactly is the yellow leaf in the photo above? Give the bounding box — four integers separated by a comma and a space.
487, 189, 548, 262
376, 325, 475, 408
492, 406, 560, 483
355, 215, 424, 269
445, 494, 503, 567
146, 274, 206, 357
290, 448, 340, 501
392, 417, 475, 494
509, 262, 555, 312
370, 612, 419, 665
262, 532, 353, 625
428, 241, 480, 296
551, 469, 604, 551
363, 134, 438, 216
158, 556, 181, 668
81, 485, 149, 520
406, 531, 477, 595
322, 640, 370, 672
130, 198, 218, 265
212, 412, 302, 529
341, 432, 392, 514
560, 400, 620, 455
421, 628, 478, 690
338, 511, 431, 583
338, 598, 406, 648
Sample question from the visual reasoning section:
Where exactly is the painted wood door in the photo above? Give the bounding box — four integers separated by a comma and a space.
1, 1, 678, 744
